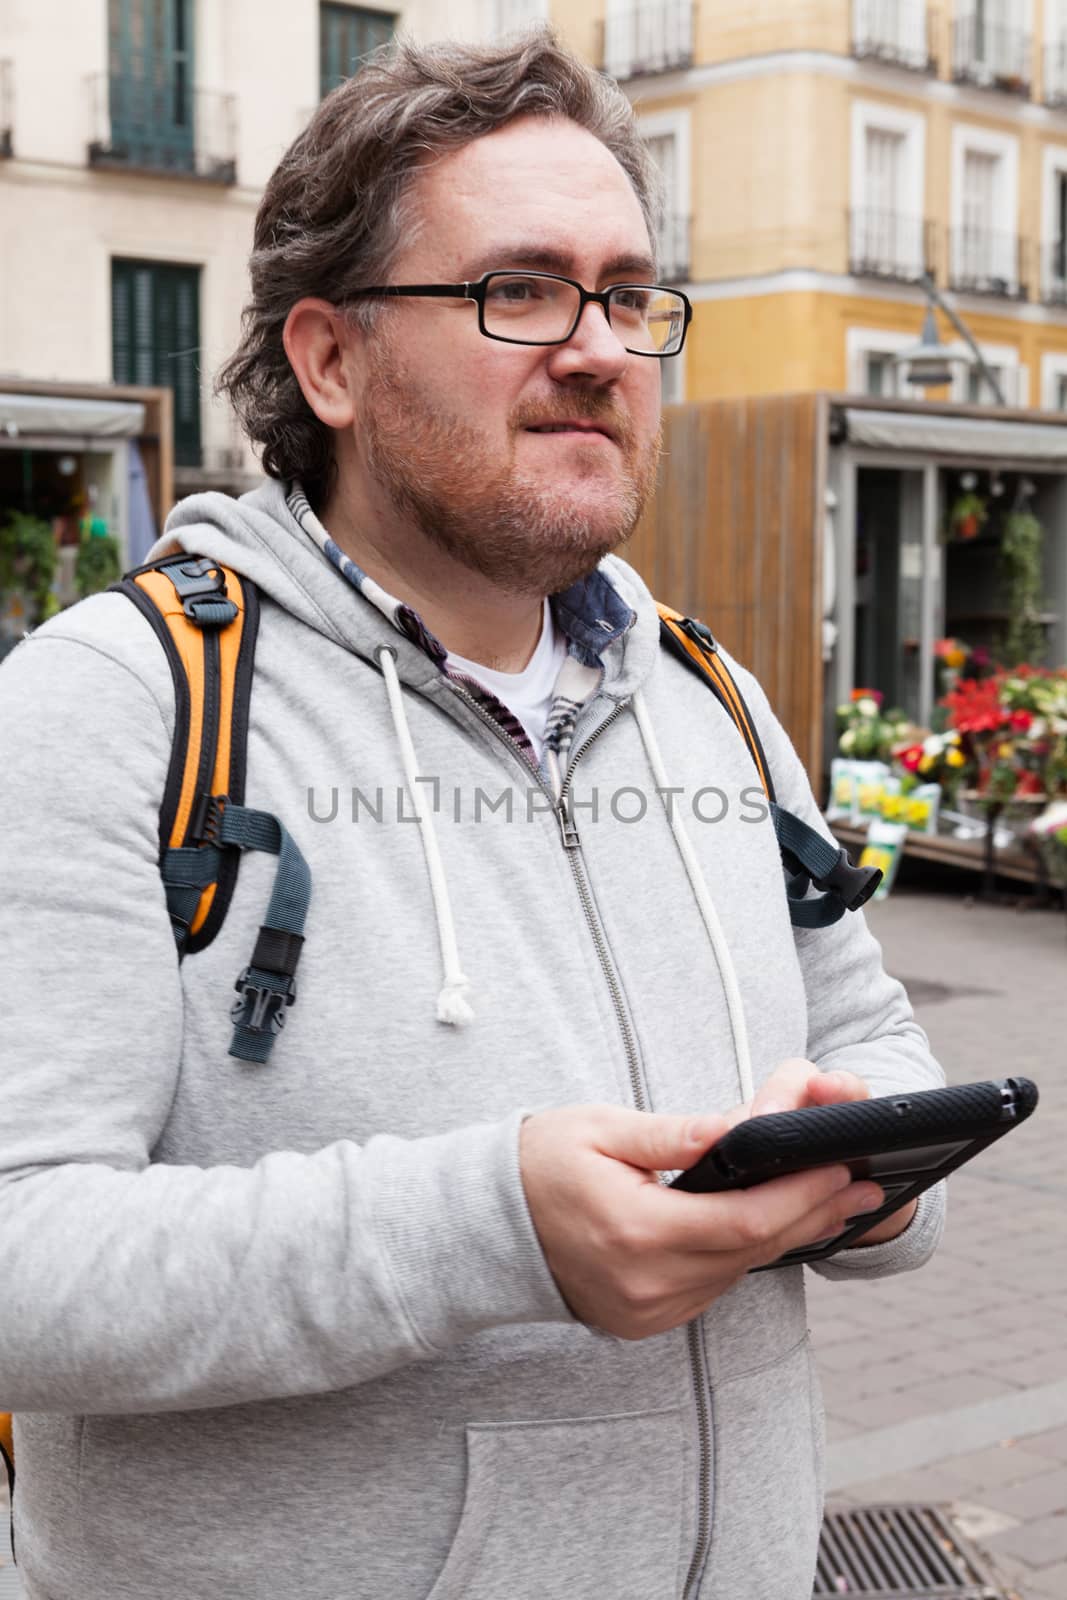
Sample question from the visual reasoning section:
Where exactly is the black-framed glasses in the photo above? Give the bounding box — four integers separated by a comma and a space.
345, 270, 692, 357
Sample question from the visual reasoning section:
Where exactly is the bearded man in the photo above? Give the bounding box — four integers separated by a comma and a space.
0, 30, 943, 1600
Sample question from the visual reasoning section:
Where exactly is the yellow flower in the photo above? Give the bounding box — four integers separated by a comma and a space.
918, 755, 935, 773
945, 748, 966, 768
946, 647, 967, 669
997, 742, 1015, 759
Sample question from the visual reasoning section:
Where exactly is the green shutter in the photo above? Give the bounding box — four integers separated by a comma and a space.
319, 4, 396, 98
112, 259, 201, 467
108, 0, 195, 172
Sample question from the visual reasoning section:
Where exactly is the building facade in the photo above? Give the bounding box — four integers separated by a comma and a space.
0, 0, 548, 560
556, 0, 1067, 413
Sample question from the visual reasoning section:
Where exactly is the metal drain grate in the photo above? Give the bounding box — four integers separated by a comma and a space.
814, 1504, 1007, 1597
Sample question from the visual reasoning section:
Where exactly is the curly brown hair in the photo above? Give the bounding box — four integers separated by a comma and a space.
215, 27, 663, 508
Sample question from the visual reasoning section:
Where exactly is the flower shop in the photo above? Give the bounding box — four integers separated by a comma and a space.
823, 401, 1067, 904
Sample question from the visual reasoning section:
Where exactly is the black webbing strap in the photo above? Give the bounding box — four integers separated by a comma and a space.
217, 803, 311, 1065
771, 803, 882, 928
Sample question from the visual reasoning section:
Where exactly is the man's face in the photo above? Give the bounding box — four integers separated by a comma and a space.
349, 115, 664, 597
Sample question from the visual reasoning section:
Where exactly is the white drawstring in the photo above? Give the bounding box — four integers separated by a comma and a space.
630, 688, 754, 1104
378, 648, 474, 1026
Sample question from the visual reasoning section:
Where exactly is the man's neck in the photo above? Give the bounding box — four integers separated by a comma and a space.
321, 491, 545, 673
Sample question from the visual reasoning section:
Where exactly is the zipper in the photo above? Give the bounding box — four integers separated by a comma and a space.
683, 1322, 714, 1598
445, 677, 713, 1592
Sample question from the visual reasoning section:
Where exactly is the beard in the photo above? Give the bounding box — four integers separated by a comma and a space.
360, 343, 662, 597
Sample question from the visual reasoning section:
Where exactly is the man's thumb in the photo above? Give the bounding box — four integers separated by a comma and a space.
601, 1108, 727, 1173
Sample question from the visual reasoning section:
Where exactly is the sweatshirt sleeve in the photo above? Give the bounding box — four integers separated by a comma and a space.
0, 623, 570, 1418
725, 656, 946, 1282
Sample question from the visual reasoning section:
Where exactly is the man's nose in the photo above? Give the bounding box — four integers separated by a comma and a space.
547, 298, 629, 381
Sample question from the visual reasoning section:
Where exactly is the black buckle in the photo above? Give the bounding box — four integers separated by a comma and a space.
231, 969, 298, 1036
167, 558, 239, 626
189, 792, 227, 845
679, 617, 718, 655
812, 848, 882, 913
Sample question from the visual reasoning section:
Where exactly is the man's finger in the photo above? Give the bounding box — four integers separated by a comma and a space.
803, 1069, 871, 1106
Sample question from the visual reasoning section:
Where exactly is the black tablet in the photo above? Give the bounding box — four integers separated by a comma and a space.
669, 1077, 1039, 1269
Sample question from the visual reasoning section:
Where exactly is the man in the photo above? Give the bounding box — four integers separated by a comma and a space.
0, 30, 944, 1600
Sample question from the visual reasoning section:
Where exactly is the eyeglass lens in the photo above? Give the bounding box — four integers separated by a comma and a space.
483, 273, 685, 354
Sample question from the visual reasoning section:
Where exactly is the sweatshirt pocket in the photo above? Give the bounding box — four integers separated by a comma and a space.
423, 1406, 685, 1600
700, 1334, 823, 1600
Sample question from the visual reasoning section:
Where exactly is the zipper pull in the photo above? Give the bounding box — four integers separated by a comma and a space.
557, 801, 581, 850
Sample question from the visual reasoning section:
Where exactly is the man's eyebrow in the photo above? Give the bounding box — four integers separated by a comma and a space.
458, 246, 657, 281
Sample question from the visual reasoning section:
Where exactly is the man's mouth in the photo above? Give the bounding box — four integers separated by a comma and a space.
525, 422, 617, 441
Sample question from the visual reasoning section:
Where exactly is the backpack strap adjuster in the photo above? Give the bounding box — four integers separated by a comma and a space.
165, 557, 240, 627
811, 848, 882, 914
189, 792, 227, 846
232, 968, 298, 1037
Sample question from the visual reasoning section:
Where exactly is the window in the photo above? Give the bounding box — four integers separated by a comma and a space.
966, 363, 1004, 403
950, 125, 1019, 294
112, 259, 201, 467
1057, 373, 1067, 409
637, 109, 691, 284
849, 101, 926, 280
1040, 147, 1067, 301
1039, 351, 1067, 408
865, 352, 896, 396
320, 5, 395, 98
106, 0, 194, 172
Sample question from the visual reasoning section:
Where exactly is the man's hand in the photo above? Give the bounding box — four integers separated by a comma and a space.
519, 1104, 886, 1339
735, 1058, 919, 1247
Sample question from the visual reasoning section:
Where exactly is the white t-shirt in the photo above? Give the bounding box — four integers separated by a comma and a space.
445, 599, 568, 762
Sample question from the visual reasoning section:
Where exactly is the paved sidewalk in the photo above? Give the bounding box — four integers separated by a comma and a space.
810, 882, 1067, 1600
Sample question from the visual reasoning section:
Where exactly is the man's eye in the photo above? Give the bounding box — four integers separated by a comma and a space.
488, 277, 543, 303
611, 289, 652, 314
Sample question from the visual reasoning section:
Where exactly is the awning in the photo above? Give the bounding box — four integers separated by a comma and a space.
0, 392, 146, 440
843, 407, 1067, 463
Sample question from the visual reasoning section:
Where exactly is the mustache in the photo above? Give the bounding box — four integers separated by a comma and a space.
510, 395, 636, 450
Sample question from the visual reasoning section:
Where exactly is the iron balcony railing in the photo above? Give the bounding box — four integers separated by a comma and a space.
87, 64, 236, 183
599, 1, 696, 80
1, 60, 12, 158
952, 7, 1031, 96
850, 0, 934, 74
848, 209, 936, 283
1044, 40, 1067, 106
948, 226, 1028, 299
1038, 240, 1067, 306
657, 214, 692, 283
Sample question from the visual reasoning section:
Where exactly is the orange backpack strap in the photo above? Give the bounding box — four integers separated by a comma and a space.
656, 604, 881, 926
111, 556, 311, 1064
657, 605, 775, 801
112, 556, 260, 953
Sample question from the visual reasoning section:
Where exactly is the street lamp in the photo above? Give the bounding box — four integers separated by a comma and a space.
892, 272, 1007, 405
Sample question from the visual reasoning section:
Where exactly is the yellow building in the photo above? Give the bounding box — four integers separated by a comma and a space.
558, 0, 1067, 413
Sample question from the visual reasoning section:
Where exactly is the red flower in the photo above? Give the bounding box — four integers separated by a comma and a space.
850, 687, 884, 705
1010, 710, 1033, 732
942, 677, 1010, 736
898, 745, 924, 773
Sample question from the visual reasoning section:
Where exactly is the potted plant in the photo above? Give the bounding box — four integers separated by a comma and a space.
75, 528, 122, 599
0, 511, 59, 634
1000, 508, 1045, 665
947, 490, 987, 542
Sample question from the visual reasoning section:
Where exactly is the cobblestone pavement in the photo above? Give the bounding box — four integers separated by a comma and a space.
810, 882, 1067, 1600
1, 884, 1063, 1598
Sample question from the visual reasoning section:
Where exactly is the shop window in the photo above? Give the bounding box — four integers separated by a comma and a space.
112, 259, 201, 467
320, 4, 396, 98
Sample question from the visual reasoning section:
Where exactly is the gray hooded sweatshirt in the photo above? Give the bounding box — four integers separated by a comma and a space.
0, 479, 945, 1600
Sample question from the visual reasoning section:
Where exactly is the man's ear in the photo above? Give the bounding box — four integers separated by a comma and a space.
283, 298, 362, 428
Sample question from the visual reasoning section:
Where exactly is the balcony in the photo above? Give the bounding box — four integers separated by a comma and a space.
1044, 40, 1067, 107
952, 8, 1031, 96
948, 227, 1028, 300
87, 64, 236, 183
848, 209, 936, 284
1038, 241, 1067, 307
1, 60, 12, 158
657, 214, 692, 283
851, 0, 934, 74
599, 1, 696, 80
